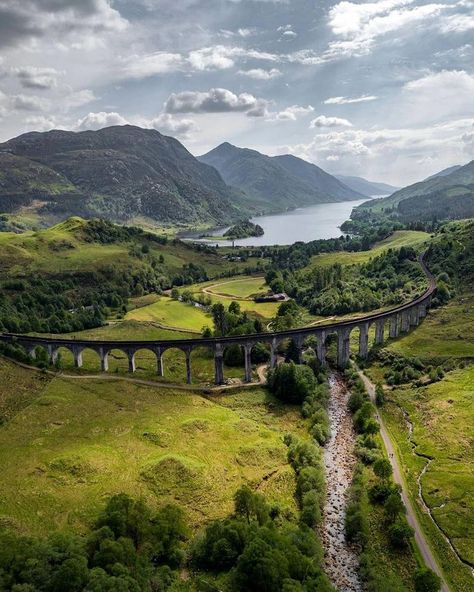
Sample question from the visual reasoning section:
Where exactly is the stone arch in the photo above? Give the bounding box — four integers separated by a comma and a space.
189, 345, 215, 384
160, 346, 189, 383
52, 345, 76, 370
128, 347, 159, 375
73, 347, 103, 372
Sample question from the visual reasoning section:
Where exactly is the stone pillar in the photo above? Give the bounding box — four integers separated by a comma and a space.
244, 343, 252, 383
48, 344, 58, 365
294, 336, 304, 365
155, 349, 164, 376
185, 349, 192, 384
410, 307, 419, 327
270, 338, 278, 369
418, 303, 426, 319
337, 328, 351, 369
73, 347, 83, 368
100, 348, 109, 372
358, 323, 369, 359
389, 315, 399, 339
401, 311, 410, 333
28, 345, 37, 360
128, 351, 136, 373
374, 320, 385, 345
214, 344, 224, 385
316, 331, 327, 367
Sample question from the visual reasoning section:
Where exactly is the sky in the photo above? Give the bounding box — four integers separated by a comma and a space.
0, 0, 473, 185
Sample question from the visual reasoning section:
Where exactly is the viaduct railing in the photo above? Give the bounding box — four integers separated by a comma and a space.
0, 256, 436, 385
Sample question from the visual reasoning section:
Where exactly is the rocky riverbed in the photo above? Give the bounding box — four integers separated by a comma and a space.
320, 373, 362, 592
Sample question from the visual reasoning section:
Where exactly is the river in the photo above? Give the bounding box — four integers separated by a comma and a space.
184, 199, 369, 247
321, 373, 362, 592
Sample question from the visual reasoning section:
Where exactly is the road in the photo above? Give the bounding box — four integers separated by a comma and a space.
358, 370, 450, 592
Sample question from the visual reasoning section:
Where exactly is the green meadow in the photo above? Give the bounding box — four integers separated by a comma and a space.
308, 230, 430, 268
0, 362, 305, 536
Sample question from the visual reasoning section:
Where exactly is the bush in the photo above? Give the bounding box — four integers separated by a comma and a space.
268, 362, 317, 404
388, 518, 414, 548
414, 568, 442, 592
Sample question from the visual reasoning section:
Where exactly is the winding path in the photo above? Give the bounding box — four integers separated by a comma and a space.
358, 370, 450, 592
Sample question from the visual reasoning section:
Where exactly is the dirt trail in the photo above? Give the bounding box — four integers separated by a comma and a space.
320, 373, 362, 592
358, 370, 450, 592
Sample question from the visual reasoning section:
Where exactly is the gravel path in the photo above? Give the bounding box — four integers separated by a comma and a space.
320, 373, 362, 592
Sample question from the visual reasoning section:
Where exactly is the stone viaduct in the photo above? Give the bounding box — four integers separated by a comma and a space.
0, 258, 436, 385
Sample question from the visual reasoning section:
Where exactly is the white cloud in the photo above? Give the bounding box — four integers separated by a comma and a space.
324, 95, 378, 105
238, 68, 282, 80
275, 105, 314, 120
401, 69, 474, 123
147, 113, 198, 139
164, 88, 270, 117
11, 94, 50, 112
76, 111, 129, 131
13, 66, 60, 90
120, 52, 185, 79
310, 115, 353, 128
322, 1, 447, 62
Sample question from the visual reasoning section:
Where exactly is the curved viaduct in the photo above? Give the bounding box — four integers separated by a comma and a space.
0, 258, 436, 385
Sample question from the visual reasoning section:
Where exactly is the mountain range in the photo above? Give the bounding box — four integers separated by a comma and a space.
198, 142, 364, 212
0, 126, 368, 228
334, 175, 399, 197
359, 160, 474, 221
0, 126, 246, 227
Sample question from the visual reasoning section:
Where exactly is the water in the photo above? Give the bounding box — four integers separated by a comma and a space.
185, 199, 369, 247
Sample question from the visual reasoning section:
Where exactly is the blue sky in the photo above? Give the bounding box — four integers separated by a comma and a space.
0, 0, 473, 184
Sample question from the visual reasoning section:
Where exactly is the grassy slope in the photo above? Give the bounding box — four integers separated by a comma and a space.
0, 217, 264, 278
308, 230, 430, 268
0, 370, 305, 536
366, 295, 474, 592
126, 297, 212, 332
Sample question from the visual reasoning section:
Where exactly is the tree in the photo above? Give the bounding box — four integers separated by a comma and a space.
384, 492, 405, 522
388, 518, 414, 548
375, 383, 385, 406
414, 568, 441, 592
267, 362, 316, 404
170, 288, 180, 300
373, 458, 393, 482
228, 301, 241, 315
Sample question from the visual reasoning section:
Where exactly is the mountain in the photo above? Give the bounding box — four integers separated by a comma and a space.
0, 125, 247, 227
424, 165, 462, 181
198, 143, 364, 212
359, 160, 474, 220
335, 175, 399, 197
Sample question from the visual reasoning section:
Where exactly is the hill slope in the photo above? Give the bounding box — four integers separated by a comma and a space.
198, 143, 364, 212
358, 160, 474, 219
335, 175, 399, 197
0, 126, 247, 227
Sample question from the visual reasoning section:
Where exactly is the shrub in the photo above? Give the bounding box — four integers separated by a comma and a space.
414, 568, 442, 592
388, 518, 414, 548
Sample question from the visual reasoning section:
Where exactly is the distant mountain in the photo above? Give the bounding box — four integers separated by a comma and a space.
198, 143, 364, 212
359, 160, 474, 220
424, 165, 462, 181
0, 126, 248, 226
335, 175, 399, 197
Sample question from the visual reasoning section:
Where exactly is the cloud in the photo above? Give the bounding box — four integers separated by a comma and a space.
0, 0, 128, 49
164, 88, 270, 117
76, 111, 129, 131
401, 69, 474, 123
310, 115, 353, 128
275, 105, 314, 120
238, 68, 282, 80
13, 66, 60, 90
120, 52, 185, 79
324, 95, 378, 105
322, 0, 447, 62
148, 113, 198, 139
11, 94, 50, 112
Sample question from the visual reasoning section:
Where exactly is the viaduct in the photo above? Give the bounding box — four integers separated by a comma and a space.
0, 258, 436, 385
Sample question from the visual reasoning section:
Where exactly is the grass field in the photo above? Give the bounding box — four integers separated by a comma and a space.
382, 367, 474, 592
126, 296, 212, 332
308, 230, 430, 269
0, 217, 266, 278
0, 369, 305, 535
386, 293, 474, 360
204, 276, 268, 299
